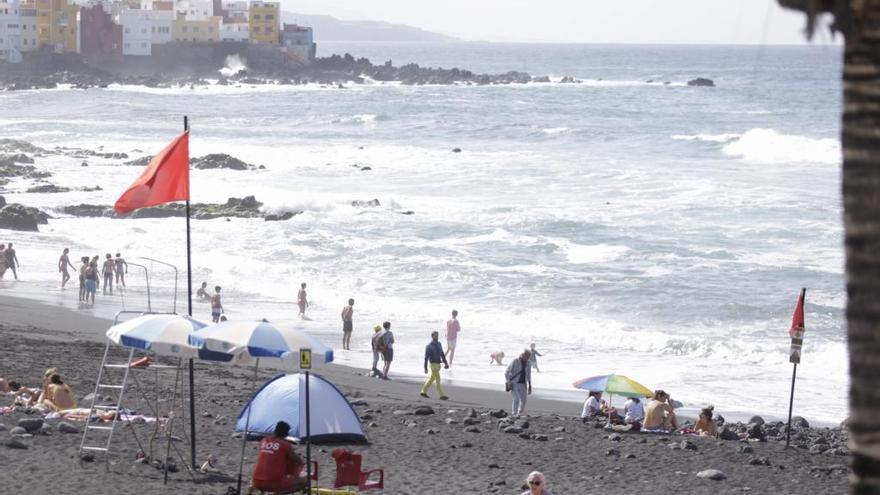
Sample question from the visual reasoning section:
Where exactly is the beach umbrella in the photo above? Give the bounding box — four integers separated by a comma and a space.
572, 373, 653, 397
106, 313, 234, 362
188, 319, 334, 494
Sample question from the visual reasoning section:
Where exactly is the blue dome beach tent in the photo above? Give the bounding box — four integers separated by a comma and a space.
235, 373, 367, 444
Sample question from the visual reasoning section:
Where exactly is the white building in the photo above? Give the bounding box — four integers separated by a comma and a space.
174, 0, 212, 20
147, 9, 172, 44
118, 10, 152, 55
219, 20, 247, 41
221, 0, 247, 21
17, 2, 35, 53
0, 0, 21, 62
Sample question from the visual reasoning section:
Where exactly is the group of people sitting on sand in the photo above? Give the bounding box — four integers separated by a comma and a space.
580, 389, 719, 436
1, 367, 77, 413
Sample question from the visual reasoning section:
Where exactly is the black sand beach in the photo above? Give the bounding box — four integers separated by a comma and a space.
0, 295, 849, 494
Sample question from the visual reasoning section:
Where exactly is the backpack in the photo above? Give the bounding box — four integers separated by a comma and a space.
372, 331, 387, 352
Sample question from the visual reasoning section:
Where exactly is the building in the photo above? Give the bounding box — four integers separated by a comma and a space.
33, 0, 78, 53
218, 0, 245, 41
281, 23, 314, 65
146, 8, 171, 45
171, 15, 218, 42
0, 0, 22, 62
247, 0, 276, 44
118, 9, 151, 55
18, 2, 36, 52
173, 0, 212, 20
219, 19, 245, 41
79, 2, 121, 61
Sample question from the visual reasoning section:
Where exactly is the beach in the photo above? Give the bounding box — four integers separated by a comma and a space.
0, 294, 849, 494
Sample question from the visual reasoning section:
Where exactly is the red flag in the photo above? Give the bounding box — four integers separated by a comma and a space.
115, 131, 189, 214
789, 289, 805, 337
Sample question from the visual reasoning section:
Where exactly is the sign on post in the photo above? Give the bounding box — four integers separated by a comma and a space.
300, 348, 312, 369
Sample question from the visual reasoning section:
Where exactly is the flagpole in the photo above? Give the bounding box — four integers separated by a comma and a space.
785, 287, 806, 448
785, 362, 798, 447
184, 115, 197, 470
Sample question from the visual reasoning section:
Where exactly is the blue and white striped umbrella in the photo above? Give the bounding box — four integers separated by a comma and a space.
188, 320, 334, 368
106, 314, 234, 362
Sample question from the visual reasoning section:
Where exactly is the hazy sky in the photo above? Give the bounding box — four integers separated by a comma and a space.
285, 0, 837, 45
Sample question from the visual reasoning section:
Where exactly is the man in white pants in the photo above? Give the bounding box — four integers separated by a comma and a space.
505, 349, 532, 416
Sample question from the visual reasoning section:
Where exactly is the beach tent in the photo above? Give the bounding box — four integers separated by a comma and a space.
235, 373, 367, 444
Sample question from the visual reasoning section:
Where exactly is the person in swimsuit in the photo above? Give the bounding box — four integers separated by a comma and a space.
44, 374, 77, 412
528, 343, 543, 372
84, 261, 99, 305
381, 321, 394, 379
114, 253, 128, 287
297, 283, 308, 318
4, 242, 19, 280
643, 389, 678, 431
341, 298, 354, 350
78, 257, 89, 302
444, 309, 460, 366
211, 286, 223, 323
694, 405, 718, 437
197, 282, 209, 301
489, 351, 505, 365
0, 244, 7, 279
58, 248, 71, 288
101, 253, 115, 295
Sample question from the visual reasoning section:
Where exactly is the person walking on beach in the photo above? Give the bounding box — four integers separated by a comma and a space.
4, 242, 19, 280
528, 343, 542, 373
0, 244, 7, 278
114, 253, 128, 287
420, 331, 449, 400
211, 286, 223, 323
297, 283, 308, 319
381, 321, 394, 379
505, 349, 532, 417
341, 298, 354, 350
444, 309, 460, 366
101, 254, 115, 295
58, 248, 71, 288
84, 261, 99, 305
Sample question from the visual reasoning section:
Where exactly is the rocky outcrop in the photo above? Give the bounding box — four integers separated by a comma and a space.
352, 199, 380, 208
0, 138, 48, 155
59, 196, 300, 222
687, 77, 715, 87
0, 200, 50, 231
192, 153, 260, 170
26, 183, 70, 193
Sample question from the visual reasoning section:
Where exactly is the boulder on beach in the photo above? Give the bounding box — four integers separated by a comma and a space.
351, 199, 381, 208
696, 469, 726, 481
26, 183, 71, 194
192, 153, 259, 170
687, 77, 715, 87
0, 203, 50, 231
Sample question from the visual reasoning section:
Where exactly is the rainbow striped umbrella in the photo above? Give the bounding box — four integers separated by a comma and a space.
572, 374, 653, 398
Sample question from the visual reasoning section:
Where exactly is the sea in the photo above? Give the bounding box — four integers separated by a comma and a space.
0, 42, 846, 424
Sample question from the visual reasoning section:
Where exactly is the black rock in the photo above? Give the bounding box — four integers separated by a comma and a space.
687, 77, 715, 87
463, 426, 480, 433
747, 423, 766, 442
264, 211, 300, 221
748, 456, 771, 466
738, 445, 754, 454
463, 417, 480, 426
489, 409, 507, 419
452, 148, 462, 153
465, 408, 478, 418
17, 418, 44, 433
191, 153, 257, 170
680, 440, 698, 451
719, 426, 739, 441
6, 438, 28, 449
58, 422, 79, 434
748, 416, 765, 426
790, 416, 810, 429
413, 406, 435, 416
26, 183, 70, 193
531, 434, 548, 441
351, 199, 381, 208
503, 426, 523, 434
606, 448, 620, 457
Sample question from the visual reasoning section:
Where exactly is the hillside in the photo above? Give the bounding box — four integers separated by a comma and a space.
280, 12, 457, 42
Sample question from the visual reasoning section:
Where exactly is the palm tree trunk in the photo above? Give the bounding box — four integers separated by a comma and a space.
842, 5, 880, 491
780, 1, 880, 492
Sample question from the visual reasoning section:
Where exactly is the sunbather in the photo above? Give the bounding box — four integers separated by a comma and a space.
643, 389, 678, 431
30, 367, 57, 406
694, 405, 717, 437
44, 374, 77, 412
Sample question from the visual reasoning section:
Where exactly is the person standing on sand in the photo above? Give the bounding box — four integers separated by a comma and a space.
528, 343, 543, 372
381, 321, 394, 379
505, 349, 532, 417
211, 286, 223, 323
0, 244, 7, 278
297, 283, 308, 318
4, 242, 19, 280
114, 253, 128, 287
58, 248, 71, 288
341, 298, 354, 350
101, 253, 115, 295
370, 325, 384, 376
420, 331, 449, 400
444, 309, 460, 366
84, 261, 99, 305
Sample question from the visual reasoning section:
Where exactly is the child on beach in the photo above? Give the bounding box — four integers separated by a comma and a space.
489, 351, 505, 365
297, 282, 308, 318
528, 343, 542, 372
211, 286, 223, 323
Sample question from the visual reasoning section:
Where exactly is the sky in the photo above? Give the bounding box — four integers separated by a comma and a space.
283, 0, 839, 45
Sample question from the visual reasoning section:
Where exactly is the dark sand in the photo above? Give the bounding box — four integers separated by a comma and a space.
0, 295, 849, 494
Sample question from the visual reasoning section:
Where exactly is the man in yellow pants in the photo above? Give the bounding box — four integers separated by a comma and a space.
420, 331, 449, 400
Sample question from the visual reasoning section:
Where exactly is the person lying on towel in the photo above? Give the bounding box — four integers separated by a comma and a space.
248, 421, 308, 495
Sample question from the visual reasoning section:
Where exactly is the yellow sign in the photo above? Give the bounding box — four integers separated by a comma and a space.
300, 349, 312, 369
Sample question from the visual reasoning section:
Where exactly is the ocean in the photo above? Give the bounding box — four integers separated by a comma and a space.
0, 43, 846, 424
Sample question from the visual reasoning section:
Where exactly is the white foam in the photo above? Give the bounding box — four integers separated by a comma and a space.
672, 133, 740, 143
722, 128, 841, 165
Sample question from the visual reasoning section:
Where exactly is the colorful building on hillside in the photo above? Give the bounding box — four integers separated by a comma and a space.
80, 3, 121, 61
173, 0, 212, 20
33, 0, 78, 53
218, 0, 246, 41
281, 23, 314, 65
171, 15, 218, 42
247, 0, 276, 44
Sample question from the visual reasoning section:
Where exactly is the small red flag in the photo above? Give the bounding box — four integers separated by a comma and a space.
789, 289, 805, 337
115, 131, 189, 214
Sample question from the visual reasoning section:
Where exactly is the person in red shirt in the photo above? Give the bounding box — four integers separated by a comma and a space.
249, 421, 307, 494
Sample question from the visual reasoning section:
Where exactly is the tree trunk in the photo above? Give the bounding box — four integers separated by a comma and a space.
779, 1, 880, 492
843, 5, 880, 491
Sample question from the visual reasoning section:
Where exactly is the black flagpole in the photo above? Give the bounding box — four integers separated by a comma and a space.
184, 115, 197, 469
785, 287, 806, 448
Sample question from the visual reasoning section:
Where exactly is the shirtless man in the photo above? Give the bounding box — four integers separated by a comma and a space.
101, 253, 115, 295
444, 309, 461, 365
341, 298, 354, 350
297, 283, 308, 318
4, 242, 19, 280
78, 257, 89, 302
643, 389, 678, 431
58, 248, 71, 288
114, 253, 128, 287
197, 282, 209, 301
211, 286, 223, 323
